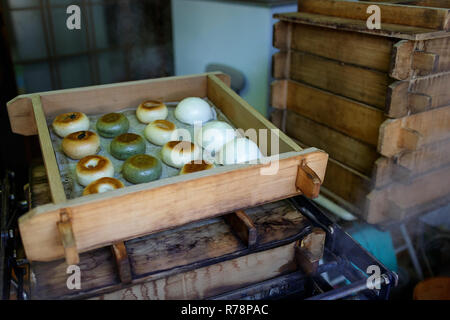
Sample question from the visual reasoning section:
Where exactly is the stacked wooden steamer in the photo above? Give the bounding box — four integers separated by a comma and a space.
271, 0, 450, 223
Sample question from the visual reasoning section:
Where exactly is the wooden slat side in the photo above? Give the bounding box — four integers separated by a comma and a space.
378, 105, 450, 157
292, 138, 371, 216
31, 246, 118, 299
394, 138, 450, 174
127, 199, 307, 278
207, 74, 302, 155
387, 73, 450, 118
20, 152, 324, 262
274, 12, 447, 41
274, 22, 393, 72
31, 95, 66, 204
285, 110, 379, 176
297, 0, 450, 31
374, 139, 450, 188
417, 0, 450, 8
390, 40, 415, 80
382, 0, 450, 9
281, 80, 386, 146
275, 25, 449, 80
97, 242, 298, 300
424, 37, 450, 73
366, 164, 450, 223
409, 72, 450, 109
284, 50, 392, 109
322, 159, 371, 213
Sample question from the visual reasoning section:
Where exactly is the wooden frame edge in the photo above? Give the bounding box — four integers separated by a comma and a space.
31, 95, 66, 204
7, 72, 231, 136
19, 149, 327, 262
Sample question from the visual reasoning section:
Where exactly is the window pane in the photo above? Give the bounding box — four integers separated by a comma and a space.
90, 3, 111, 50
20, 63, 53, 93
58, 55, 92, 89
49, 0, 82, 6
9, 10, 47, 61
91, 1, 172, 49
7, 0, 38, 9
97, 51, 126, 84
129, 44, 173, 80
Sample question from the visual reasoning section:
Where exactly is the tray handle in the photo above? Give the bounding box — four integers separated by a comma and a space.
57, 208, 79, 265
296, 161, 322, 199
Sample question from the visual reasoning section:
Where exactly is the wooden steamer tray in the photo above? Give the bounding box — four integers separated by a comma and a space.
7, 72, 328, 264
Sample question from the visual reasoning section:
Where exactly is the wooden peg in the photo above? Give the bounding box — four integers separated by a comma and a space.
385, 199, 406, 221
389, 40, 414, 81
295, 228, 326, 275
408, 92, 432, 114
111, 241, 132, 284
270, 80, 288, 110
296, 161, 322, 199
273, 21, 290, 50
224, 210, 258, 248
386, 81, 409, 118
56, 208, 79, 265
398, 128, 423, 152
391, 163, 412, 185
272, 51, 290, 79
412, 51, 439, 76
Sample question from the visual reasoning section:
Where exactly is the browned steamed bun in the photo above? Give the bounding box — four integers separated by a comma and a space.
144, 119, 177, 146
75, 155, 114, 186
136, 100, 168, 123
161, 140, 202, 168
179, 160, 214, 175
83, 177, 124, 195
52, 112, 90, 138
61, 130, 100, 160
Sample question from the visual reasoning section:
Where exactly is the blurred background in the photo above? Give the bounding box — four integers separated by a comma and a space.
3, 0, 174, 93
1, 0, 449, 300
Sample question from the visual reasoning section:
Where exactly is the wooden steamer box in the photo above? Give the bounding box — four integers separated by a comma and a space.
271, 0, 450, 223
7, 72, 328, 269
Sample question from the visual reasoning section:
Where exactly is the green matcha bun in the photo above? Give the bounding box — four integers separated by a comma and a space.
122, 154, 162, 184
110, 133, 145, 160
96, 113, 129, 138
